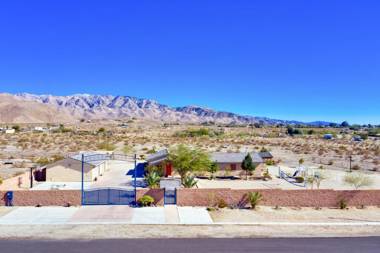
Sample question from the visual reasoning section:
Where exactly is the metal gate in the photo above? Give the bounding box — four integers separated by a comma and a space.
83, 188, 136, 205
164, 189, 177, 205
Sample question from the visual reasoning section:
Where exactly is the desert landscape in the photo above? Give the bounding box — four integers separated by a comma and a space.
1, 117, 379, 189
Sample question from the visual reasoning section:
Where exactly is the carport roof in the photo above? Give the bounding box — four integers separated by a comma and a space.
70, 152, 107, 166
146, 149, 169, 165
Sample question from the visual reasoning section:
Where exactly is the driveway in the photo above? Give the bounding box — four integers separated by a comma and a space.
90, 160, 145, 189
0, 206, 211, 225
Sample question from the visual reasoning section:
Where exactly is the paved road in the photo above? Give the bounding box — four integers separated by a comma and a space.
0, 237, 379, 253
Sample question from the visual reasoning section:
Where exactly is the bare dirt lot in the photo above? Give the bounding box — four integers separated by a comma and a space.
209, 206, 380, 223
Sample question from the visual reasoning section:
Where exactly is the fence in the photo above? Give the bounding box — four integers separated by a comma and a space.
1, 188, 380, 207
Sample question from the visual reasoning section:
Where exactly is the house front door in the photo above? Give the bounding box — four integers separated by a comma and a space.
165, 163, 172, 177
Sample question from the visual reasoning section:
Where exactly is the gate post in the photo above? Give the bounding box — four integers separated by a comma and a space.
81, 154, 84, 205
134, 154, 137, 206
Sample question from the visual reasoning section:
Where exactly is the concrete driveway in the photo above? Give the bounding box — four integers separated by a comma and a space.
90, 160, 145, 189
0, 206, 211, 225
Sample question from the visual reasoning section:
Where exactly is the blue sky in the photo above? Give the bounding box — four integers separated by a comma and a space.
0, 1, 379, 124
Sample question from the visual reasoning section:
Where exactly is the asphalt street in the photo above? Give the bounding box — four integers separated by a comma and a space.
0, 237, 379, 253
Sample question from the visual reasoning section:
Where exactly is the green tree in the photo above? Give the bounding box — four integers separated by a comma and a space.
169, 144, 211, 183
298, 158, 304, 166
12, 125, 20, 132
241, 154, 256, 180
207, 162, 219, 179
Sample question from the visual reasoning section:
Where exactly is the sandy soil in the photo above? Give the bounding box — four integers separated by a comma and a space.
197, 166, 380, 190
0, 224, 379, 239
209, 206, 380, 223
0, 207, 16, 217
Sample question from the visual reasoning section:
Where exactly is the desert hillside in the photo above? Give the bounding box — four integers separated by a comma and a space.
0, 93, 332, 125
0, 94, 73, 123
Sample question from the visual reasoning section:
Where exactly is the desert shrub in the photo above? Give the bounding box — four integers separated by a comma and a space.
144, 171, 161, 188
98, 127, 106, 133
123, 145, 134, 154
263, 169, 272, 180
97, 142, 116, 151
248, 192, 263, 209
338, 199, 347, 209
217, 198, 228, 209
294, 176, 304, 183
351, 164, 360, 171
51, 154, 64, 162
146, 148, 157, 154
146, 165, 165, 177
174, 128, 223, 138
265, 159, 275, 166
182, 175, 198, 188
0, 176, 3, 185
34, 157, 50, 166
344, 173, 373, 189
137, 195, 155, 207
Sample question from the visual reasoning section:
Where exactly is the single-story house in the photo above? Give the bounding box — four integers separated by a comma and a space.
40, 152, 108, 182
210, 152, 263, 171
145, 149, 265, 177
258, 151, 273, 161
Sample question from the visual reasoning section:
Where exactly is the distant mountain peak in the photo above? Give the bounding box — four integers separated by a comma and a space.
0, 93, 332, 126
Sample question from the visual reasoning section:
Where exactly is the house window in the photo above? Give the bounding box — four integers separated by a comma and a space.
230, 164, 237, 170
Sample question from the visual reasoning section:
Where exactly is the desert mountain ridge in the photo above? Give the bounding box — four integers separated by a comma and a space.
0, 92, 332, 126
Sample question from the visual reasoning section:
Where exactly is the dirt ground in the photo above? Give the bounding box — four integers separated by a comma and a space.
0, 223, 379, 239
197, 165, 380, 190
209, 206, 380, 223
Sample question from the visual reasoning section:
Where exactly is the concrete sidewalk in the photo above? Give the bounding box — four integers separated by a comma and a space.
0, 206, 212, 225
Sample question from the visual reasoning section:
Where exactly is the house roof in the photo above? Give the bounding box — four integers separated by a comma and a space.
258, 151, 273, 159
70, 152, 107, 167
211, 152, 263, 164
146, 149, 169, 165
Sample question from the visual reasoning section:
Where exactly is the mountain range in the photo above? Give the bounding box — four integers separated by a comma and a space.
0, 93, 332, 126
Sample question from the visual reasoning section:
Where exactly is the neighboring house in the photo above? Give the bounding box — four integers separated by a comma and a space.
210, 152, 263, 172
41, 152, 108, 182
258, 151, 273, 161
146, 149, 173, 177
34, 126, 48, 132
5, 129, 15, 134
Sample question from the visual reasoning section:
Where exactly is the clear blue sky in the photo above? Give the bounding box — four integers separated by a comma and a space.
0, 1, 379, 124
